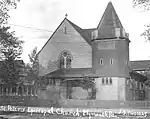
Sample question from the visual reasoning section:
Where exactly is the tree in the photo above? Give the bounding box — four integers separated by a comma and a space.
0, 0, 20, 25
0, 26, 23, 60
0, 26, 24, 84
25, 47, 39, 84
133, 0, 150, 10
0, 0, 21, 85
133, 1, 150, 87
133, 0, 150, 40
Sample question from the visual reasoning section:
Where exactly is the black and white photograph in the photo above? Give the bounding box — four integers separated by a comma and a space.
0, 0, 150, 118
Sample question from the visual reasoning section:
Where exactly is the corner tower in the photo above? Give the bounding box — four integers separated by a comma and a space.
92, 1, 130, 77
92, 2, 130, 100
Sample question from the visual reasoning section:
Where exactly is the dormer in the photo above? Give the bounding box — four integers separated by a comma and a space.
91, 30, 98, 40
115, 28, 129, 39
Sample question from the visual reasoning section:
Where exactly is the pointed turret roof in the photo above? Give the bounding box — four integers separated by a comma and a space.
97, 1, 124, 39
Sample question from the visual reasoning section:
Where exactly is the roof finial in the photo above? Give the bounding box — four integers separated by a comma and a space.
65, 13, 68, 18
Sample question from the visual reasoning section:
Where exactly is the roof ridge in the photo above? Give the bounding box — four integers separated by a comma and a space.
66, 18, 83, 30
83, 28, 96, 30
131, 60, 150, 62
38, 18, 93, 56
66, 18, 92, 45
97, 4, 107, 29
37, 18, 66, 56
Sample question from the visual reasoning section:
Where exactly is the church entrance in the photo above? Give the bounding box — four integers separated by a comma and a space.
60, 78, 96, 100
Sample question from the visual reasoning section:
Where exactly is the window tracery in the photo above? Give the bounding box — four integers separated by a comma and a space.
59, 51, 72, 68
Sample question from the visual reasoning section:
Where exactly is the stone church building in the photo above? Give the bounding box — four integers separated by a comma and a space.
37, 2, 150, 103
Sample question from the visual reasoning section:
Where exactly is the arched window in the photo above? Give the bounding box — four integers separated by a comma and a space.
106, 78, 108, 84
110, 58, 113, 64
99, 58, 103, 65
18, 87, 22, 96
109, 78, 112, 84
28, 86, 31, 95
59, 51, 72, 68
66, 55, 71, 68
102, 78, 105, 84
12, 87, 16, 95
3, 87, 7, 95
60, 56, 64, 68
0, 85, 2, 95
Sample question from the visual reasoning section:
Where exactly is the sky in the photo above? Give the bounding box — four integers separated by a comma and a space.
8, 0, 150, 63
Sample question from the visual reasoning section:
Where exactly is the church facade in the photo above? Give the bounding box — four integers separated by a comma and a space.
38, 2, 150, 102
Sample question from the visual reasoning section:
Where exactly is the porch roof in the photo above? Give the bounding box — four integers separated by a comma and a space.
43, 68, 148, 83
44, 68, 97, 78
130, 60, 150, 71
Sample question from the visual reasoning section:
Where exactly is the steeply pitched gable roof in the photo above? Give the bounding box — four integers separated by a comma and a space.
37, 18, 93, 55
97, 1, 124, 39
37, 18, 66, 56
66, 19, 92, 45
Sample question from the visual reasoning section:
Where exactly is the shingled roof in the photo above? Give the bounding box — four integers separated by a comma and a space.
66, 19, 93, 45
67, 2, 127, 42
37, 18, 94, 55
130, 60, 150, 71
66, 2, 125, 43
44, 68, 97, 78
97, 1, 124, 39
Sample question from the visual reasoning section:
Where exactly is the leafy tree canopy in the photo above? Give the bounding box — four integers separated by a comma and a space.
133, 0, 150, 10
0, 0, 20, 25
25, 47, 39, 84
0, 26, 24, 84
133, 0, 150, 40
0, 0, 23, 85
0, 26, 24, 60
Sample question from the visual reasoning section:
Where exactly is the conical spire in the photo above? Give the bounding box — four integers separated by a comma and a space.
97, 1, 124, 39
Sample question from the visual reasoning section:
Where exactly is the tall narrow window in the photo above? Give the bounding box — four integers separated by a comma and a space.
100, 58, 103, 65
18, 87, 22, 96
110, 58, 113, 64
66, 56, 71, 68
109, 78, 112, 84
52, 79, 56, 85
59, 51, 72, 68
64, 26, 67, 34
0, 85, 2, 95
106, 78, 108, 84
12, 87, 16, 95
60, 56, 64, 68
139, 82, 142, 90
135, 81, 138, 89
102, 78, 105, 84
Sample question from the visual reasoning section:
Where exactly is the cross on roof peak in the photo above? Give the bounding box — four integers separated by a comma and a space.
65, 13, 68, 18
